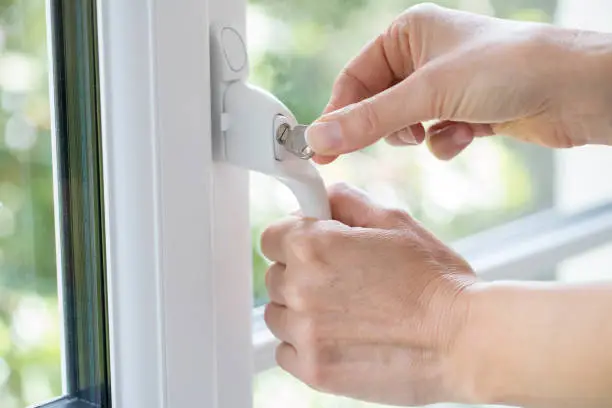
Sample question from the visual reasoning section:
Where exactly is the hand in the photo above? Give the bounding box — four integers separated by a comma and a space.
305, 3, 612, 163
260, 183, 478, 406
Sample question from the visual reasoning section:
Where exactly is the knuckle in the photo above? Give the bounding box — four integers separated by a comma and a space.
359, 98, 382, 138
288, 226, 324, 263
302, 360, 328, 390
382, 208, 411, 225
259, 225, 278, 257
550, 128, 577, 148
301, 346, 340, 392
416, 67, 446, 119
403, 2, 441, 23
318, 231, 344, 250
263, 302, 283, 329
316, 226, 343, 253
400, 3, 453, 75
327, 182, 352, 200
300, 317, 323, 348
265, 263, 289, 303
337, 67, 372, 96
287, 284, 313, 311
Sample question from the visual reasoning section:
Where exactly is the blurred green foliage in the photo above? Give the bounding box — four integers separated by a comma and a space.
0, 0, 59, 406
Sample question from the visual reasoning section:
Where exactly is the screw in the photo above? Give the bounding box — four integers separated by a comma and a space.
276, 123, 291, 145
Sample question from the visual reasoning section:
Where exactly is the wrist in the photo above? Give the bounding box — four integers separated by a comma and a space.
443, 282, 494, 404
447, 280, 612, 407
445, 281, 546, 405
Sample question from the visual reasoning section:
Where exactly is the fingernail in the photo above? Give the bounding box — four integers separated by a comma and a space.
397, 128, 417, 145
305, 121, 343, 153
428, 124, 452, 137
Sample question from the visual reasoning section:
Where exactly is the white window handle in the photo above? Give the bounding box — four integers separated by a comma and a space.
211, 23, 331, 374
211, 25, 331, 220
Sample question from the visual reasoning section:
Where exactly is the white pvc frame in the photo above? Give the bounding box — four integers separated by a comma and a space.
96, 0, 612, 407
99, 0, 251, 407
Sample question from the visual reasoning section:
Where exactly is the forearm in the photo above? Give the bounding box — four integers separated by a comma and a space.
451, 281, 612, 407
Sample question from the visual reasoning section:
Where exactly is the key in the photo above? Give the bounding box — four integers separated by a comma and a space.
276, 124, 314, 160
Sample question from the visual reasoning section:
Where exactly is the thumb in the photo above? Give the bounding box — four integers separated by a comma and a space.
306, 72, 434, 156
328, 183, 410, 229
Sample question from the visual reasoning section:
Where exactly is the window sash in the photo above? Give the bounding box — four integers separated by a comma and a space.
96, 0, 612, 407
98, 0, 252, 406
41, 0, 110, 406
456, 203, 612, 280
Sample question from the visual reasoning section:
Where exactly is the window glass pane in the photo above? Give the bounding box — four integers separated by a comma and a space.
248, 0, 557, 306
0, 1, 60, 407
554, 0, 612, 215
557, 241, 612, 283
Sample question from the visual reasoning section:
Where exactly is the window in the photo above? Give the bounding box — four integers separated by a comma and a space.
1, 0, 109, 407
558, 241, 612, 283
0, 1, 59, 406
2, 0, 606, 407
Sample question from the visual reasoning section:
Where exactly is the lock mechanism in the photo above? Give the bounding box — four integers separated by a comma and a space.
276, 124, 314, 160
210, 23, 330, 220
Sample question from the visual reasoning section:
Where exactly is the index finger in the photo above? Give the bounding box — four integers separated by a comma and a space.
313, 32, 404, 164
326, 34, 400, 113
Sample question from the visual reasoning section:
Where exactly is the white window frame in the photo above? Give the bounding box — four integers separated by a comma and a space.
99, 0, 252, 407
97, 0, 612, 407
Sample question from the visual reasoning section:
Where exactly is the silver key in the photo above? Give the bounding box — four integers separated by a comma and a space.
276, 124, 314, 160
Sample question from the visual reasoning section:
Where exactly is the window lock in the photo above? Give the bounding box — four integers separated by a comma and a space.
211, 22, 331, 220
275, 123, 314, 160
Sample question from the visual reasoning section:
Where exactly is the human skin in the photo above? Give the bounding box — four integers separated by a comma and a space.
262, 184, 612, 407
304, 3, 612, 163
261, 3, 612, 407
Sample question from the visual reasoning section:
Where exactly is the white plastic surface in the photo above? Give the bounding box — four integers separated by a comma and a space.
221, 27, 248, 72
210, 23, 249, 82
99, 1, 253, 407
223, 81, 331, 220
210, 22, 330, 220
